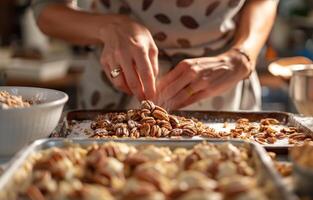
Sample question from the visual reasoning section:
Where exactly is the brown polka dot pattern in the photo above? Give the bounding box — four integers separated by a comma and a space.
205, 1, 220, 16
153, 32, 167, 42
176, 0, 194, 8
142, 0, 153, 11
228, 0, 241, 8
100, 0, 110, 8
155, 14, 171, 24
119, 2, 131, 14
212, 96, 224, 110
177, 38, 191, 48
180, 15, 199, 29
91, 90, 101, 106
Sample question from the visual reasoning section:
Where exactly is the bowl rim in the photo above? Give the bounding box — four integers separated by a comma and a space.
0, 86, 68, 110
291, 65, 313, 76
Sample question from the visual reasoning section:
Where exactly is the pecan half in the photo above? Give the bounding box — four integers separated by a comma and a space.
170, 128, 183, 136
141, 116, 156, 126
141, 100, 156, 111
150, 125, 162, 137
169, 115, 180, 128
140, 109, 151, 119
157, 120, 172, 130
139, 123, 151, 137
260, 118, 279, 125
130, 127, 140, 138
152, 109, 169, 121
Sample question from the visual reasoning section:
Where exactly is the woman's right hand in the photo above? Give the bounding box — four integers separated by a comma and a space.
98, 15, 158, 100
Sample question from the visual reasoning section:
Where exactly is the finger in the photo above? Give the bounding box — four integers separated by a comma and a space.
133, 49, 156, 100
161, 80, 204, 110
117, 52, 146, 100
157, 59, 224, 100
159, 61, 202, 104
167, 69, 228, 109
157, 61, 187, 92
105, 57, 132, 95
179, 90, 211, 109
158, 70, 194, 106
179, 71, 234, 108
179, 72, 231, 109
149, 44, 159, 78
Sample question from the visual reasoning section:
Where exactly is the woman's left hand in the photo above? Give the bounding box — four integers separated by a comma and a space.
156, 49, 253, 109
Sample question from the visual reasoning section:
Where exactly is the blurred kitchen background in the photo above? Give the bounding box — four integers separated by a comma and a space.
0, 0, 312, 111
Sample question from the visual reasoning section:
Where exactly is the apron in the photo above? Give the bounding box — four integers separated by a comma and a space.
78, 0, 261, 111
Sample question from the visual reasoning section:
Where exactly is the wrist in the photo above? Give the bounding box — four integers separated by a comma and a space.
229, 48, 254, 79
91, 14, 124, 44
96, 14, 132, 44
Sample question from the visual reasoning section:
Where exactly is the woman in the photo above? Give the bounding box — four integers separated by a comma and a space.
32, 0, 279, 110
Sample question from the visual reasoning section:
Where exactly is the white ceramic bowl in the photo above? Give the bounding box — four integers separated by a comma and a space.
0, 87, 68, 156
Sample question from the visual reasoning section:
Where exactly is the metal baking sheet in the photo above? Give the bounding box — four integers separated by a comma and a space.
55, 109, 313, 152
0, 138, 297, 200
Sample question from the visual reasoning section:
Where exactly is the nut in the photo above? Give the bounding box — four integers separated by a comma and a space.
260, 118, 279, 125
170, 128, 183, 136
152, 109, 169, 121
160, 127, 170, 137
127, 109, 141, 121
140, 109, 151, 119
266, 137, 277, 144
169, 115, 180, 128
157, 120, 172, 130
281, 127, 297, 134
141, 100, 156, 111
94, 129, 109, 136
140, 117, 156, 126
150, 125, 162, 137
112, 113, 127, 123
139, 123, 151, 137
127, 120, 138, 129
116, 127, 129, 137
130, 128, 140, 138
182, 125, 197, 136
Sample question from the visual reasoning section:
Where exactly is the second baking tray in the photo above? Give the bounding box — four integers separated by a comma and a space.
56, 109, 313, 151
0, 138, 297, 200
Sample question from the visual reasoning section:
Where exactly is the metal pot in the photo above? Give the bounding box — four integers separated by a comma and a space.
289, 66, 313, 116
268, 57, 313, 115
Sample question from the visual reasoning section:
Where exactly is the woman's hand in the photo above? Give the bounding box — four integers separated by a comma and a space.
156, 49, 252, 109
99, 15, 158, 100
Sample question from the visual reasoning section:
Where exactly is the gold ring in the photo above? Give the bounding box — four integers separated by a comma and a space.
185, 85, 194, 96
110, 67, 122, 78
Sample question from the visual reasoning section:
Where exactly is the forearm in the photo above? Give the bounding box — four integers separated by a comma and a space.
36, 4, 115, 45
232, 0, 279, 64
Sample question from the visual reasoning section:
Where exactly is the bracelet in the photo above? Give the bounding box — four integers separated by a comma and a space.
231, 48, 253, 79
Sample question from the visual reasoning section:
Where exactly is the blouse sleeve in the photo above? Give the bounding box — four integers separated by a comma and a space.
31, 0, 67, 20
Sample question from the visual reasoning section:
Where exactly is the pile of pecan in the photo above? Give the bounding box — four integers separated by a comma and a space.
226, 118, 313, 145
16, 142, 270, 200
87, 100, 312, 145
89, 100, 215, 138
